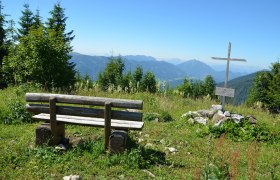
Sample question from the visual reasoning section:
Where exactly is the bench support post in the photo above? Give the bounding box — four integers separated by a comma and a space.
49, 97, 65, 145
104, 101, 112, 151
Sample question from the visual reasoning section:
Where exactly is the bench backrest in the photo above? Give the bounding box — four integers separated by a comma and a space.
26, 93, 143, 122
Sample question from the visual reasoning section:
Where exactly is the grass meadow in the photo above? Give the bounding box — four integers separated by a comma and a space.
0, 85, 280, 179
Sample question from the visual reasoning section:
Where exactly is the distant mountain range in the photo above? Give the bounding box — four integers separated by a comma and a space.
70, 52, 262, 104
70, 53, 244, 84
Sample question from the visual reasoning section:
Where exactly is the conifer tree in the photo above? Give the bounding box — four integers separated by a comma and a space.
133, 66, 143, 91
0, 0, 8, 88
247, 71, 271, 106
98, 56, 125, 91
267, 62, 280, 112
204, 75, 215, 98
33, 9, 42, 29
17, 3, 34, 39
141, 71, 157, 93
46, 2, 74, 42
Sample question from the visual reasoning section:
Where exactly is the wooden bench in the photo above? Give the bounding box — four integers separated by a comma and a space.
25, 93, 144, 151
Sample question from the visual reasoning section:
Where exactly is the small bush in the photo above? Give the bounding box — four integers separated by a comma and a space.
3, 99, 32, 124
144, 111, 173, 122
209, 120, 279, 142
159, 111, 173, 122
143, 112, 160, 121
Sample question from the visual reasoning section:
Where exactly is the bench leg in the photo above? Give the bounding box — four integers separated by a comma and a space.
104, 102, 112, 151
52, 122, 65, 145
49, 97, 65, 145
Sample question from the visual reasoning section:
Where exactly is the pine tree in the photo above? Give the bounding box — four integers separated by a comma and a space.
177, 77, 193, 98
17, 3, 34, 39
0, 0, 8, 88
267, 62, 280, 112
33, 9, 42, 29
204, 75, 216, 98
247, 71, 271, 106
141, 71, 157, 93
98, 56, 125, 91
46, 2, 74, 42
133, 66, 143, 91
3, 25, 76, 89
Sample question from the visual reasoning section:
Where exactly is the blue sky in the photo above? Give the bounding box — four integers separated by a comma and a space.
2, 0, 280, 69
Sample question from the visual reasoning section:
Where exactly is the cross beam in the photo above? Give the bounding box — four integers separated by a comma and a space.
212, 42, 246, 111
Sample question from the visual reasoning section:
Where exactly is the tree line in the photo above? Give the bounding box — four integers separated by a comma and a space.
247, 62, 280, 113
0, 2, 75, 90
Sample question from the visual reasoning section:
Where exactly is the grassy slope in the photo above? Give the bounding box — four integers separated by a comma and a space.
0, 86, 280, 179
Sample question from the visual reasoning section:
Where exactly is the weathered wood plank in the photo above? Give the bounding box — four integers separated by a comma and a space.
49, 97, 65, 145
32, 113, 144, 130
215, 87, 235, 98
104, 102, 111, 150
25, 93, 143, 109
26, 104, 142, 121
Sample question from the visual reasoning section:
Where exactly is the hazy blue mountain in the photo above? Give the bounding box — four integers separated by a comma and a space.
161, 58, 186, 65
70, 53, 246, 84
70, 53, 184, 80
177, 59, 243, 83
123, 55, 157, 62
210, 64, 263, 74
70, 53, 109, 80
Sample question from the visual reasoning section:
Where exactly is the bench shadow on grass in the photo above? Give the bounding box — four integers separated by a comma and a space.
126, 136, 185, 169
69, 136, 184, 169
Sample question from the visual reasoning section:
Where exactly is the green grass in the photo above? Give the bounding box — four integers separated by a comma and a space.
0, 85, 280, 179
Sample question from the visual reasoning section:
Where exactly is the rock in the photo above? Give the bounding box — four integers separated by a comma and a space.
168, 147, 178, 153
214, 117, 228, 127
63, 175, 82, 180
55, 144, 67, 151
188, 118, 195, 124
231, 114, 244, 123
212, 113, 225, 124
144, 134, 150, 138
247, 115, 257, 124
217, 110, 224, 116
145, 143, 153, 148
197, 110, 214, 118
211, 105, 223, 112
70, 137, 83, 147
160, 139, 166, 144
141, 169, 156, 178
110, 130, 128, 154
224, 111, 231, 117
181, 111, 192, 118
35, 123, 52, 146
194, 117, 208, 125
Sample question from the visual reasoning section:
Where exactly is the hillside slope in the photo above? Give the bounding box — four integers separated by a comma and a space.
217, 72, 258, 105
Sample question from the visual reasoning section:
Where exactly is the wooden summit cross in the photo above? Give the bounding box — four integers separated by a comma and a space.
212, 42, 246, 111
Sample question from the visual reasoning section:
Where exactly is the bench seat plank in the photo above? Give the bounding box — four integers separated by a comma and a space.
32, 113, 144, 130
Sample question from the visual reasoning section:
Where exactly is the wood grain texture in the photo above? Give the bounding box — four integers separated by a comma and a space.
32, 113, 144, 130
104, 102, 112, 150
26, 104, 142, 121
25, 93, 143, 109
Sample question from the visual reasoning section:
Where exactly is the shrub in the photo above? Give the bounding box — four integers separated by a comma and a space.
3, 99, 32, 124
144, 111, 173, 122
209, 120, 279, 142
143, 112, 160, 122
159, 111, 173, 122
